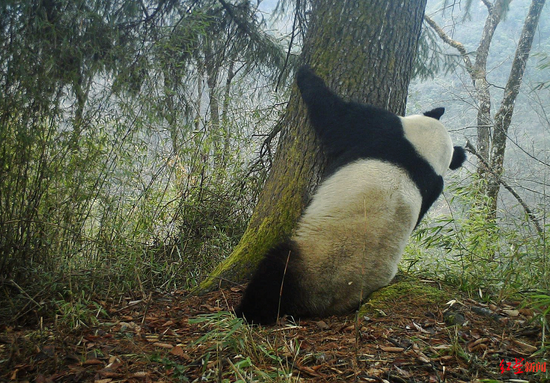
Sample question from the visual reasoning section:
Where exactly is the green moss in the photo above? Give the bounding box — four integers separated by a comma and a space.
195, 219, 282, 293
195, 121, 313, 294
197, 0, 428, 296
358, 277, 450, 317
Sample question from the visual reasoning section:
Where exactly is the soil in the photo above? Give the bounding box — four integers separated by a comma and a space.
0, 279, 546, 382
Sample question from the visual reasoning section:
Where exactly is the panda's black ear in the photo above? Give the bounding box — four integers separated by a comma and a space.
449, 146, 467, 170
424, 107, 445, 120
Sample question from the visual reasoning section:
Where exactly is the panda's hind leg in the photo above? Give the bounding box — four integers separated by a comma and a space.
235, 240, 305, 325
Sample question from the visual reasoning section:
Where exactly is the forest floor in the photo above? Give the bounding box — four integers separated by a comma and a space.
1, 278, 547, 383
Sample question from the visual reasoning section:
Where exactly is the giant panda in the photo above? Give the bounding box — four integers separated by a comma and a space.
235, 66, 466, 325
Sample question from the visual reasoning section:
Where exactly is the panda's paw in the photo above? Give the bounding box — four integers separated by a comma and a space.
235, 241, 303, 325
296, 65, 324, 94
235, 288, 280, 325
235, 304, 278, 325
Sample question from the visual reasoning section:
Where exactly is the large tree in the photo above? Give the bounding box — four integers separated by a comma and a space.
198, 0, 429, 292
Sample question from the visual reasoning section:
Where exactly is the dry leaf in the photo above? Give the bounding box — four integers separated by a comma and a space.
170, 346, 184, 357
315, 320, 329, 330
380, 346, 404, 352
503, 309, 520, 317
512, 339, 538, 353
412, 321, 429, 333
153, 342, 173, 349
83, 359, 103, 366
131, 372, 149, 378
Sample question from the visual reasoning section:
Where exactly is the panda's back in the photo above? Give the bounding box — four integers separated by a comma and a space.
235, 68, 466, 324
292, 159, 422, 315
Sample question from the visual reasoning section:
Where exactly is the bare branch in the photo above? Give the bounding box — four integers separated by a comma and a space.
424, 15, 474, 72
465, 140, 543, 236
492, 0, 547, 166
480, 0, 493, 10
485, 0, 547, 210
474, 0, 506, 72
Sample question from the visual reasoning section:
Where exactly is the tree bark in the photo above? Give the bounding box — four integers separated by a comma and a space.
425, 0, 506, 174
197, 0, 428, 293
425, 0, 546, 225
474, 0, 506, 173
487, 0, 546, 215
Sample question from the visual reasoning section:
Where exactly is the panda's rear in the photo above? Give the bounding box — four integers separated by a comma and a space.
235, 67, 466, 325
293, 159, 422, 315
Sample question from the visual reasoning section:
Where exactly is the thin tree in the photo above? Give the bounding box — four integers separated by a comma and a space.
0, 0, 288, 279
198, 0, 429, 292
425, 0, 546, 226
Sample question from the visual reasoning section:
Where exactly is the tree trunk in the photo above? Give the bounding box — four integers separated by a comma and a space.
221, 60, 236, 169
487, 0, 546, 215
474, 0, 507, 177
197, 0, 428, 293
425, 0, 546, 225
426, 0, 506, 180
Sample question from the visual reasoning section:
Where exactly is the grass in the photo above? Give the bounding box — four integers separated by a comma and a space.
184, 312, 301, 382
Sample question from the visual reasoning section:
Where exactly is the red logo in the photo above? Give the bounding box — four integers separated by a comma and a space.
501, 359, 546, 374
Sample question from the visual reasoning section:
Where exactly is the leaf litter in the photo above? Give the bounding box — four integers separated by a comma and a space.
0, 280, 546, 382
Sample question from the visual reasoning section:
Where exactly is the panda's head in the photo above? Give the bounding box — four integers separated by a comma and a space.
400, 107, 466, 176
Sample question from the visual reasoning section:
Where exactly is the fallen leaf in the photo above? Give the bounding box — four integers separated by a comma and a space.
394, 365, 412, 378
519, 308, 533, 316
200, 304, 222, 312
412, 321, 429, 333
469, 337, 489, 347
153, 342, 173, 349
512, 339, 538, 353
380, 346, 404, 352
145, 335, 159, 342
82, 359, 103, 366
503, 309, 520, 317
131, 372, 149, 378
170, 346, 184, 357
315, 320, 329, 330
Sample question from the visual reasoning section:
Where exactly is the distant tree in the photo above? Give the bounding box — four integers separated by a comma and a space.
0, 0, 286, 280
425, 0, 546, 230
158, 0, 288, 172
198, 0, 429, 292
0, 0, 150, 277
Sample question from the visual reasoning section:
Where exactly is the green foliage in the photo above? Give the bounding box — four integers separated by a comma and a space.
414, 22, 462, 80
53, 293, 106, 330
179, 312, 299, 382
150, 354, 190, 381
0, 0, 285, 324
525, 292, 550, 357
404, 177, 549, 300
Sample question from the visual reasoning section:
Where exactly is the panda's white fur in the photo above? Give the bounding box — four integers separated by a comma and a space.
293, 160, 422, 315
292, 115, 453, 315
235, 67, 466, 324
401, 115, 455, 177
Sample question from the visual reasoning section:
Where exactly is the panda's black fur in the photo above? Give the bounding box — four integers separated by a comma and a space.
235, 66, 466, 325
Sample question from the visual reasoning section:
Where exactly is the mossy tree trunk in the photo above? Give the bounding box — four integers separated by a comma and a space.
197, 0, 428, 293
